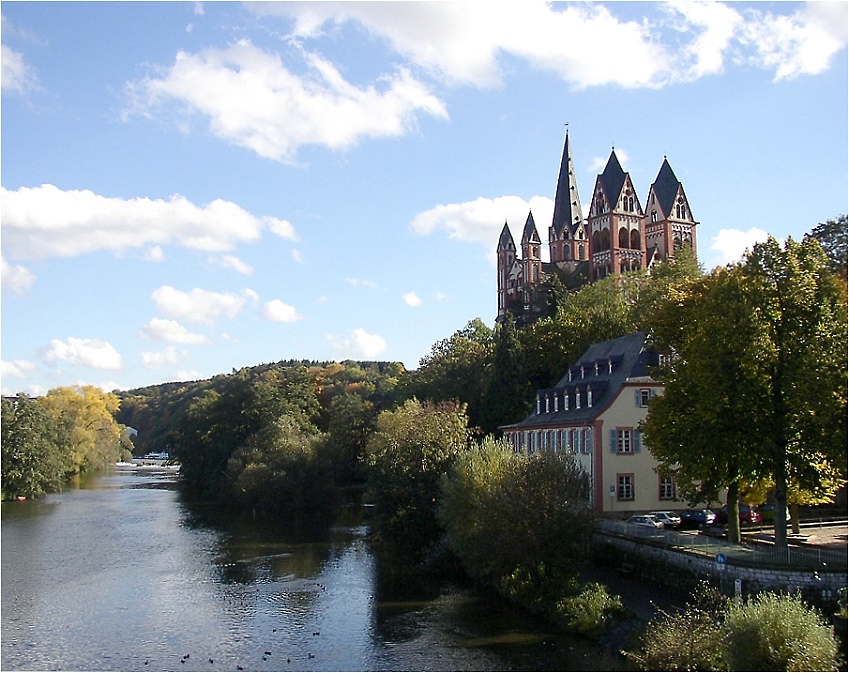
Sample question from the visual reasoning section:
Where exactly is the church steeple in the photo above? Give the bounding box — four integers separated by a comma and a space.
550, 130, 584, 247
644, 156, 698, 263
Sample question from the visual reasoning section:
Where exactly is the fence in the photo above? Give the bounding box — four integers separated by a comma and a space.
597, 518, 847, 572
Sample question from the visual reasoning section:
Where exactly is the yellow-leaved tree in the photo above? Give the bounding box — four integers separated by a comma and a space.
40, 385, 123, 474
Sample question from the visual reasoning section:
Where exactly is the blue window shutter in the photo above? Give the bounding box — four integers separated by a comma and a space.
635, 389, 641, 407
586, 430, 593, 454
634, 430, 642, 453
610, 429, 617, 453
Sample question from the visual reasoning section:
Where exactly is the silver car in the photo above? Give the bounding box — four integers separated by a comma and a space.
647, 510, 681, 528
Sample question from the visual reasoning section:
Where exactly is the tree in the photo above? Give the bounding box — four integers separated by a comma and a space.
364, 398, 471, 559
1, 395, 71, 499
398, 319, 494, 429
805, 214, 847, 281
439, 438, 594, 587
741, 236, 847, 546
644, 236, 847, 546
39, 385, 123, 474
642, 266, 765, 542
479, 312, 533, 434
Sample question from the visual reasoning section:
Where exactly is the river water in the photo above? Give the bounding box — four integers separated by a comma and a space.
1, 467, 628, 672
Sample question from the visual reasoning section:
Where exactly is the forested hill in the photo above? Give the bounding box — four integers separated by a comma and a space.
115, 360, 407, 458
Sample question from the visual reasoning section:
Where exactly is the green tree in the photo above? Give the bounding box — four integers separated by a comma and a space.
642, 266, 765, 542
225, 414, 336, 520
439, 438, 594, 587
398, 319, 494, 429
741, 236, 847, 546
644, 237, 847, 546
1, 395, 71, 499
805, 214, 847, 281
479, 312, 533, 434
364, 398, 471, 559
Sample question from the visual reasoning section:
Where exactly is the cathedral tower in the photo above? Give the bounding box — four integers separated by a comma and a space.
644, 157, 698, 263
549, 130, 588, 269
586, 149, 646, 281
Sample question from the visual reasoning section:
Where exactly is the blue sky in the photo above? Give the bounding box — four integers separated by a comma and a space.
2, 1, 847, 396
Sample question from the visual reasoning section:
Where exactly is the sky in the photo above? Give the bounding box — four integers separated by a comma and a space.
1, 1, 847, 396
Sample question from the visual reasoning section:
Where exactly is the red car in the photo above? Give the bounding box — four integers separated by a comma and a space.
716, 504, 762, 525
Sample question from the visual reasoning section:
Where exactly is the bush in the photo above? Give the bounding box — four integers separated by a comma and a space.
626, 586, 841, 672
724, 592, 840, 672
553, 582, 624, 637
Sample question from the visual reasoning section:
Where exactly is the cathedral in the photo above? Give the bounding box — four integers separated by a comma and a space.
497, 131, 698, 323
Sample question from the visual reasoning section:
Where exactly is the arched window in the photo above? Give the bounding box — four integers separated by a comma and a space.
592, 230, 602, 253
578, 244, 585, 260
601, 228, 611, 250
619, 227, 629, 248
630, 229, 641, 250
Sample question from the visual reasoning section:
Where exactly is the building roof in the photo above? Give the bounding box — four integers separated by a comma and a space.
650, 157, 681, 219
551, 130, 584, 238
498, 221, 516, 251
503, 331, 658, 429
521, 211, 541, 246
599, 149, 627, 205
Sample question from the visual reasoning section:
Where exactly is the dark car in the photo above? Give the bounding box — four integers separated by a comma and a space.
715, 504, 762, 525
679, 509, 716, 528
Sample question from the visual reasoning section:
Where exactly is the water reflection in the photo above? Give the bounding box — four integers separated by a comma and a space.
2, 468, 630, 672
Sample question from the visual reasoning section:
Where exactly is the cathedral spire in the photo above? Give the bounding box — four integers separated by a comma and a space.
551, 129, 584, 239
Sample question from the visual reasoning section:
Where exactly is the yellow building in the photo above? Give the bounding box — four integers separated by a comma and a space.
501, 331, 681, 514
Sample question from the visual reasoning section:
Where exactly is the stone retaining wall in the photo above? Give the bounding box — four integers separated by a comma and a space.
594, 531, 848, 602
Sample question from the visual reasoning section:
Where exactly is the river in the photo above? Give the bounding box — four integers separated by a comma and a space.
1, 467, 629, 672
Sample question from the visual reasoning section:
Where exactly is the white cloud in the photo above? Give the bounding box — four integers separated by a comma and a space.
0, 184, 297, 260
251, 2, 847, 91
151, 286, 255, 325
267, 217, 300, 241
291, 248, 304, 264
263, 299, 303, 323
42, 337, 123, 371
211, 254, 254, 275
1, 44, 38, 95
125, 40, 448, 164
410, 194, 554, 250
709, 227, 771, 266
345, 277, 378, 288
143, 246, 165, 262
737, 2, 849, 81
402, 291, 421, 307
138, 317, 209, 344
327, 328, 387, 359
141, 346, 182, 370
1, 255, 36, 293
1, 359, 36, 378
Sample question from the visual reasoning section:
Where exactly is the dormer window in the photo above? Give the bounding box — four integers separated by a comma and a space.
567, 369, 572, 382
587, 386, 593, 407
553, 394, 559, 412
545, 395, 550, 413
607, 358, 613, 373
580, 365, 585, 379
575, 390, 581, 409
594, 362, 599, 376
564, 392, 569, 411
536, 395, 542, 415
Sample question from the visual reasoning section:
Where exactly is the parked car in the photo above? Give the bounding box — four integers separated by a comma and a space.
715, 504, 763, 525
626, 515, 664, 529
647, 510, 681, 528
678, 509, 716, 528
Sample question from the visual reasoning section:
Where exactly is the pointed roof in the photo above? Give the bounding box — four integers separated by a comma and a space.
521, 211, 541, 246
650, 157, 682, 218
551, 130, 584, 237
498, 221, 516, 251
599, 149, 627, 204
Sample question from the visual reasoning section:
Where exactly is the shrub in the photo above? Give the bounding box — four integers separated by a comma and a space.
553, 582, 624, 637
724, 592, 840, 672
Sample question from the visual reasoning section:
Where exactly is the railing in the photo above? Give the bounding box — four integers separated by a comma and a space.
596, 519, 847, 571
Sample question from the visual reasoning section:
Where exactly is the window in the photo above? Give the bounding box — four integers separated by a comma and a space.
610, 428, 641, 454
659, 477, 676, 501
638, 388, 652, 407
617, 429, 632, 454
617, 474, 635, 501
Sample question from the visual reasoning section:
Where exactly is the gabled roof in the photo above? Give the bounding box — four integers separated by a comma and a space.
503, 331, 659, 428
521, 211, 541, 246
650, 157, 681, 219
599, 149, 627, 205
551, 131, 584, 238
498, 221, 516, 251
